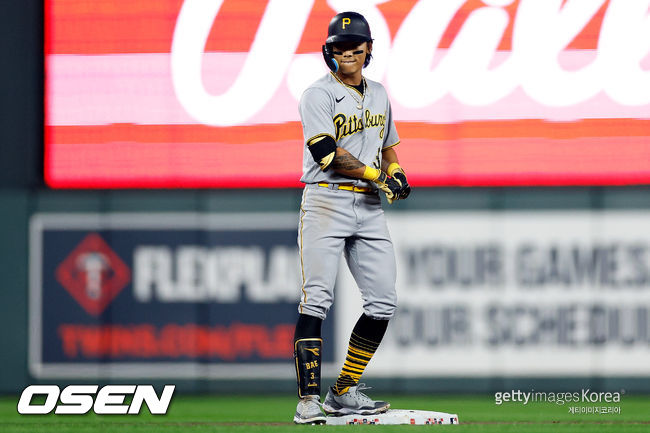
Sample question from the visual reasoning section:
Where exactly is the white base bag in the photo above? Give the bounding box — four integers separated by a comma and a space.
325, 409, 459, 425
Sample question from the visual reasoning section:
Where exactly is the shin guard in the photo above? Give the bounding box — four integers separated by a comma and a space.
294, 338, 322, 398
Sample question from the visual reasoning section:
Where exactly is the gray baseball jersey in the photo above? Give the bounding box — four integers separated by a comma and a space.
299, 72, 400, 189
296, 72, 399, 320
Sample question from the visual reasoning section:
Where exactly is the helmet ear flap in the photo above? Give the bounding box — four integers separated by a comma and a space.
322, 44, 338, 72
363, 51, 372, 68
363, 40, 373, 68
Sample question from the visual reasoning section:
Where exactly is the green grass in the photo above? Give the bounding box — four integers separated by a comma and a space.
1, 394, 648, 432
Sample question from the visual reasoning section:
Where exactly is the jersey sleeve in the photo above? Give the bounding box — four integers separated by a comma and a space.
299, 87, 335, 145
382, 101, 400, 150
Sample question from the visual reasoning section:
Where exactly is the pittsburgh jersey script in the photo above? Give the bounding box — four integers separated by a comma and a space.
299, 72, 399, 186
333, 110, 386, 141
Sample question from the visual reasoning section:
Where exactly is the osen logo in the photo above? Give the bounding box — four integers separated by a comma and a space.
17, 385, 175, 415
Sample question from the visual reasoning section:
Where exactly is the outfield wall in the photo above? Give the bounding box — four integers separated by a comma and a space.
4, 188, 650, 394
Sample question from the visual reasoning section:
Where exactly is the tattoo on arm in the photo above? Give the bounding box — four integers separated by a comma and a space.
332, 152, 365, 171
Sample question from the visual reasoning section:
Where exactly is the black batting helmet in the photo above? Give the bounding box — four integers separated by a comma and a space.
326, 11, 372, 45
322, 11, 373, 72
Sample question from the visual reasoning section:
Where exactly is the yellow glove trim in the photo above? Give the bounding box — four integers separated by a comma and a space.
387, 162, 405, 178
361, 166, 381, 182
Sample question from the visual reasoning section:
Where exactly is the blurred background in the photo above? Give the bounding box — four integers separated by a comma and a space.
2, 0, 650, 396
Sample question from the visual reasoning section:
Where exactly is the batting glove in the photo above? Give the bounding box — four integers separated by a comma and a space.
363, 166, 402, 204
388, 163, 411, 200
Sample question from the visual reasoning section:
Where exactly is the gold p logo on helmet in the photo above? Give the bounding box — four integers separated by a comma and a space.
342, 17, 351, 29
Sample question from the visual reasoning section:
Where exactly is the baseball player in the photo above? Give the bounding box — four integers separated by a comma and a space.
292, 11, 411, 424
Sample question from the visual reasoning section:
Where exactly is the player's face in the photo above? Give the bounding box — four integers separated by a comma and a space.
332, 41, 370, 77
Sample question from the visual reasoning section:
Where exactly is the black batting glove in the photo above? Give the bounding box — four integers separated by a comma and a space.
392, 171, 411, 200
375, 171, 402, 204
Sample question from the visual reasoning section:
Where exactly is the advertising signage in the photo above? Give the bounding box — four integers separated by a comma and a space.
46, 1, 650, 188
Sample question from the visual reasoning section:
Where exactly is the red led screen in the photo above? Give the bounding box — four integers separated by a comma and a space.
45, 0, 650, 188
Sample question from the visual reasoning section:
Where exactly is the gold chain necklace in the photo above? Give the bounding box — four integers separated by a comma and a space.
336, 75, 367, 110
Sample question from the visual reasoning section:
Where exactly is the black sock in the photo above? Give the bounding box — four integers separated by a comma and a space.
294, 313, 323, 340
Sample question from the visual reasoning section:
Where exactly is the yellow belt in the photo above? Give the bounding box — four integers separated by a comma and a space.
317, 182, 373, 194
